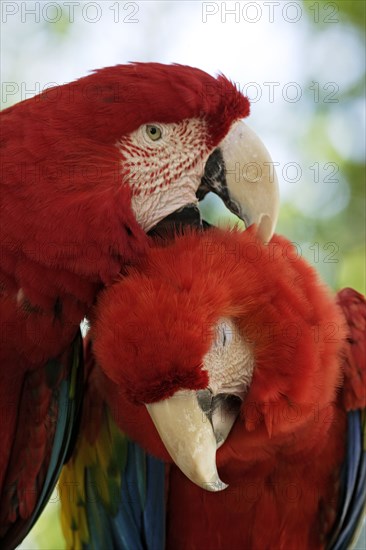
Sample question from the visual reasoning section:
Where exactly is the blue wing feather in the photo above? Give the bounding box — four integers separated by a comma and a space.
328, 410, 366, 549
64, 409, 166, 550
143, 454, 166, 550
109, 442, 165, 550
85, 469, 115, 550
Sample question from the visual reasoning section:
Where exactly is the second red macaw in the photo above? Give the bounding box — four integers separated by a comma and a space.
60, 226, 366, 550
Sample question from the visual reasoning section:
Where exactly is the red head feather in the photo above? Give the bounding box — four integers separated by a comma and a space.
2, 63, 248, 147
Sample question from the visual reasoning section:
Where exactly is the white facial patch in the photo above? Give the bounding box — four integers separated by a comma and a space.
116, 118, 212, 231
203, 318, 254, 398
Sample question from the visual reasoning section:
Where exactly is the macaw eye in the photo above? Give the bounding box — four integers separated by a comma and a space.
146, 125, 162, 141
221, 323, 232, 347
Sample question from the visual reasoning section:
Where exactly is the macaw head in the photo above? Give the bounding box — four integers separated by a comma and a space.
92, 228, 346, 491
3, 63, 279, 289
62, 63, 279, 237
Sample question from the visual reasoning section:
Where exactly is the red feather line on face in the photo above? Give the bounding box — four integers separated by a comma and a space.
118, 118, 210, 199
92, 228, 346, 460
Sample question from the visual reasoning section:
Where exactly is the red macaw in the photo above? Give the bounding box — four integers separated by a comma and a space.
0, 63, 279, 547
61, 226, 365, 550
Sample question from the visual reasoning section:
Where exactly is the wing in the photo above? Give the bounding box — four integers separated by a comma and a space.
0, 330, 84, 549
60, 341, 166, 550
337, 288, 366, 411
327, 410, 366, 550
326, 288, 366, 549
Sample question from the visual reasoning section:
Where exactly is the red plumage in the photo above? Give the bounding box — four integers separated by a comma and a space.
1, 63, 248, 341
92, 227, 364, 549
0, 63, 249, 543
336, 288, 366, 410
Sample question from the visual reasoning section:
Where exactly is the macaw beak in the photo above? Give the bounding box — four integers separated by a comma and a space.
198, 120, 279, 242
146, 389, 239, 491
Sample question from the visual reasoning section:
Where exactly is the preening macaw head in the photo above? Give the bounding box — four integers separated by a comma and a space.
2, 63, 279, 287
92, 228, 346, 492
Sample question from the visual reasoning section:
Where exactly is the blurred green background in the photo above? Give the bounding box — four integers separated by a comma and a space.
1, 0, 365, 548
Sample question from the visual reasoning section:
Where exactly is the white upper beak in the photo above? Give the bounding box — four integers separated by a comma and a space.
205, 120, 280, 242
146, 390, 239, 492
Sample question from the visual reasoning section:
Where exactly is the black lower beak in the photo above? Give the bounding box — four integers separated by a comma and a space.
148, 204, 209, 239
